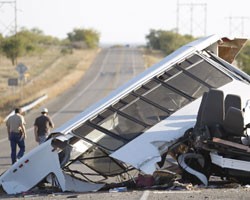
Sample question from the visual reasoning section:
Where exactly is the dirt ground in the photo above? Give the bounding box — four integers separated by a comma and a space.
1, 184, 250, 200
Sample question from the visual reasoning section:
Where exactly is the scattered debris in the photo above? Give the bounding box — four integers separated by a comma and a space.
109, 187, 127, 192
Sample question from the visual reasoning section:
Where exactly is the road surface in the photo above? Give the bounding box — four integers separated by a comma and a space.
0, 47, 146, 174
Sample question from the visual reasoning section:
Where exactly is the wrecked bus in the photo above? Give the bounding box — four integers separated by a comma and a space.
1, 34, 250, 194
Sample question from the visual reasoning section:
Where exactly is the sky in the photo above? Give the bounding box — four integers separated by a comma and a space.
0, 0, 250, 44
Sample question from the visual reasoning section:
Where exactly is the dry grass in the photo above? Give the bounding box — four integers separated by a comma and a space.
0, 48, 60, 95
0, 48, 99, 122
143, 49, 165, 68
0, 47, 162, 123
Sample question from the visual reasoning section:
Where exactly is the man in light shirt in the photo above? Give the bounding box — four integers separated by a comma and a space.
6, 108, 26, 164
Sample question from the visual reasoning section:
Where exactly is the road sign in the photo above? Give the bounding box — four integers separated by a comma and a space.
16, 63, 28, 74
8, 78, 18, 86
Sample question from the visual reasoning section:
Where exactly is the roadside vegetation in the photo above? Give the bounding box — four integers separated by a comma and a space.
0, 27, 100, 122
236, 40, 250, 73
145, 29, 194, 55
143, 48, 165, 67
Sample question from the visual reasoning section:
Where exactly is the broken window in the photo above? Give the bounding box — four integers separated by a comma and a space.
72, 53, 232, 152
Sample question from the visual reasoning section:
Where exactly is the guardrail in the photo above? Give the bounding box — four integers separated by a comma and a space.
4, 94, 48, 122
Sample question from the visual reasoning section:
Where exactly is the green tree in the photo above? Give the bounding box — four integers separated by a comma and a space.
1, 36, 24, 65
146, 30, 194, 55
236, 41, 250, 74
159, 32, 194, 55
145, 29, 161, 50
17, 27, 60, 50
0, 33, 4, 55
67, 28, 100, 48
1, 28, 61, 65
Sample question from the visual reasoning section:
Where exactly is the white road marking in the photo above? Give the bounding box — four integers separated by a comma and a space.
140, 190, 150, 200
51, 49, 110, 119
153, 190, 201, 194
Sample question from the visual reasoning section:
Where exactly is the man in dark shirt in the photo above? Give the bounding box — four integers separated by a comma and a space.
34, 108, 54, 144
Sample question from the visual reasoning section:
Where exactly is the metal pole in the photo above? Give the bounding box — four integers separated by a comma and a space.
176, 0, 179, 34
177, 2, 207, 36
14, 0, 17, 35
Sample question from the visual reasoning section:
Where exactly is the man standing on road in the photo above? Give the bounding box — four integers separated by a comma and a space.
6, 108, 26, 164
34, 108, 54, 144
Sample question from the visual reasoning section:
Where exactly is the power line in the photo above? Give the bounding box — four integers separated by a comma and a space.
226, 16, 250, 37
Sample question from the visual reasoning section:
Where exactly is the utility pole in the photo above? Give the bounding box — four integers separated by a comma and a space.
176, 0, 179, 34
0, 0, 18, 65
0, 1, 20, 102
14, 0, 17, 35
176, 1, 207, 36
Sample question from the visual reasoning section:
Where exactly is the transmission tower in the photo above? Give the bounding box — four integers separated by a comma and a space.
0, 0, 17, 36
176, 0, 207, 36
226, 16, 250, 37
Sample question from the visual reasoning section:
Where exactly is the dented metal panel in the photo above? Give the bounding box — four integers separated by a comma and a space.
0, 139, 64, 194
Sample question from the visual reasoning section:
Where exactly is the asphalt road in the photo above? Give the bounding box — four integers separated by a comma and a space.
0, 47, 146, 170
0, 46, 145, 180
